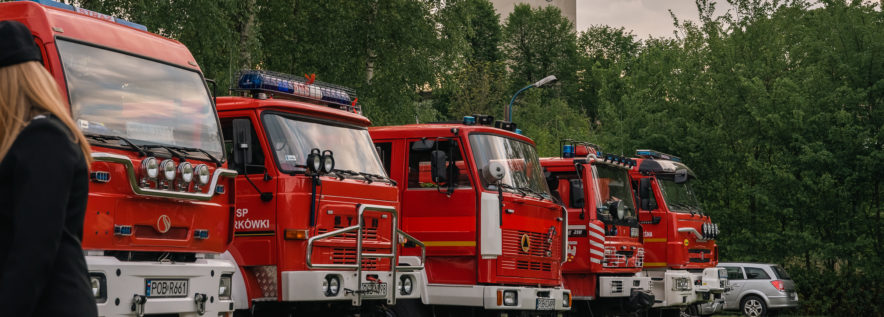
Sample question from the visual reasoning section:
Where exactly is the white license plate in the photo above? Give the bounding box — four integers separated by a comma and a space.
361, 282, 387, 297
536, 298, 555, 310
146, 279, 188, 297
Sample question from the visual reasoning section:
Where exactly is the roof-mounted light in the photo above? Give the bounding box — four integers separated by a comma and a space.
233, 70, 361, 115
25, 0, 148, 31
636, 149, 682, 162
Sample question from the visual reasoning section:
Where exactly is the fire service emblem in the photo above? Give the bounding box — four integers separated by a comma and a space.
156, 214, 172, 233
520, 234, 531, 253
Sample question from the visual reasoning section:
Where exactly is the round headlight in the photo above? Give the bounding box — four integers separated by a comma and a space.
142, 157, 159, 179
401, 276, 413, 295
178, 162, 194, 183
701, 223, 708, 237
321, 150, 335, 174
328, 276, 340, 295
161, 159, 177, 181
321, 278, 329, 294
306, 149, 322, 174
195, 164, 210, 185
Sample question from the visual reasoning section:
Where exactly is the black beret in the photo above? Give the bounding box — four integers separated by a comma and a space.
0, 20, 43, 68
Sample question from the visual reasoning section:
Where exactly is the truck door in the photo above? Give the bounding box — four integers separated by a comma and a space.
221, 114, 278, 265
635, 176, 669, 267
402, 138, 477, 284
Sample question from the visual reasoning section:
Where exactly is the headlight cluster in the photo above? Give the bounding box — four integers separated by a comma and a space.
399, 275, 414, 295
322, 275, 341, 297
89, 273, 107, 303
140, 157, 212, 191
673, 277, 692, 291
219, 274, 232, 300
306, 148, 335, 175
701, 223, 720, 240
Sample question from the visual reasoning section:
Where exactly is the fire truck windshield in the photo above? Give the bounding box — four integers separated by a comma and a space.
657, 178, 702, 213
469, 134, 550, 197
262, 113, 386, 176
57, 39, 223, 159
592, 165, 636, 218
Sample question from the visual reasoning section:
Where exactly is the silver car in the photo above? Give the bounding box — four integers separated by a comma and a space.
715, 262, 799, 316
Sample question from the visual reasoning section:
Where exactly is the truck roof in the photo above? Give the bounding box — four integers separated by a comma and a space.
216, 96, 373, 127
369, 123, 536, 145
0, 1, 199, 71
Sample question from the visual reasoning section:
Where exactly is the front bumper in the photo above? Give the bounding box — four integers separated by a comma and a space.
645, 270, 697, 308
280, 270, 421, 305
87, 255, 236, 317
598, 275, 652, 297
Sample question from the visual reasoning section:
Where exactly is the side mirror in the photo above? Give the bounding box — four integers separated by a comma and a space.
569, 179, 584, 208
674, 169, 689, 184
430, 150, 448, 183
639, 178, 651, 210
232, 119, 253, 166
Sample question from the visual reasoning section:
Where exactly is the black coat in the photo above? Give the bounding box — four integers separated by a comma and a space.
0, 115, 97, 316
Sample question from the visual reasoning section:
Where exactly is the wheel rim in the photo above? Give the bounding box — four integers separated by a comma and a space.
743, 298, 763, 316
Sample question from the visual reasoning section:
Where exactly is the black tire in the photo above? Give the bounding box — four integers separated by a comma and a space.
740, 295, 767, 317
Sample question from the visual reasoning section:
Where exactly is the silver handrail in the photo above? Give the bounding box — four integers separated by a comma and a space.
91, 152, 236, 201
305, 204, 425, 306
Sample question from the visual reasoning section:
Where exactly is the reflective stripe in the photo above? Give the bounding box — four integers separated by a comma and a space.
567, 225, 586, 230
589, 232, 605, 241
590, 249, 604, 257
423, 241, 476, 247
588, 223, 604, 232
590, 258, 602, 264
589, 241, 604, 249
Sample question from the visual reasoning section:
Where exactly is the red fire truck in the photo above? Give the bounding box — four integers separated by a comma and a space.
369, 116, 571, 315
0, 1, 238, 316
215, 70, 425, 316
629, 149, 727, 316
539, 141, 654, 315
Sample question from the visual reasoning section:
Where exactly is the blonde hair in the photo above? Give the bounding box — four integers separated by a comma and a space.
0, 61, 91, 164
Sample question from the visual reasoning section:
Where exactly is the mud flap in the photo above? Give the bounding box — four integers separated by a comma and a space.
628, 290, 655, 312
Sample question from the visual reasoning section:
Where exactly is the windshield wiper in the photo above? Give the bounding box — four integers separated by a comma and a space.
84, 133, 150, 157
142, 144, 222, 166
141, 144, 187, 161
499, 183, 528, 197
359, 172, 397, 186
518, 186, 548, 201
169, 145, 223, 166
331, 169, 367, 181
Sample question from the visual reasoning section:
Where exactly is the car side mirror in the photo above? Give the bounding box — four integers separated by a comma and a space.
232, 119, 253, 166
430, 150, 448, 183
639, 178, 651, 210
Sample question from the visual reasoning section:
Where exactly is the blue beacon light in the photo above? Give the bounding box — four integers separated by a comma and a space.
463, 116, 477, 125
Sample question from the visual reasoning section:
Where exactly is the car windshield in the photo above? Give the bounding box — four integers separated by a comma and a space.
592, 164, 635, 218
262, 113, 386, 176
57, 39, 223, 159
657, 177, 702, 213
469, 134, 550, 197
771, 265, 792, 280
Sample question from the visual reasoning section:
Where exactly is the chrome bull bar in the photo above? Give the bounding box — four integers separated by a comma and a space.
305, 204, 425, 306
91, 152, 237, 201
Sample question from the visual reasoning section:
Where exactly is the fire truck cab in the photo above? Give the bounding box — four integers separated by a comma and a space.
216, 70, 424, 316
539, 142, 654, 315
629, 150, 727, 315
370, 116, 571, 315
0, 1, 239, 316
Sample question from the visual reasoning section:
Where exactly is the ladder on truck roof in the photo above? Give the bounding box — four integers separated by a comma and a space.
306, 204, 426, 306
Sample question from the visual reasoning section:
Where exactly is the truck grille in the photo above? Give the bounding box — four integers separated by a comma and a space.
317, 226, 378, 241
330, 248, 382, 270
502, 229, 554, 257
133, 225, 189, 240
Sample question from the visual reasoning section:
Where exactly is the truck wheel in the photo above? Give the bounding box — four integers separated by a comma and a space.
740, 295, 767, 317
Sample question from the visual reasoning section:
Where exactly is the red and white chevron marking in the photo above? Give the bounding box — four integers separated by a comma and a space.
588, 222, 605, 264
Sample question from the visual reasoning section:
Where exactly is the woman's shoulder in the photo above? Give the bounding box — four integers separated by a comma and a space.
12, 115, 79, 155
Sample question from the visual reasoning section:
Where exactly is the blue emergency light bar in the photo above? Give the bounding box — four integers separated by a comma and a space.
234, 70, 361, 115
24, 0, 149, 31
636, 149, 682, 162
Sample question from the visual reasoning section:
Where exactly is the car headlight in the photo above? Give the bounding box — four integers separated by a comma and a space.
325, 275, 340, 296
89, 273, 107, 303
503, 290, 518, 306
321, 150, 335, 174
142, 157, 159, 179
400, 275, 413, 295
178, 162, 194, 183
195, 164, 210, 185
673, 277, 692, 291
219, 274, 232, 300
161, 159, 177, 181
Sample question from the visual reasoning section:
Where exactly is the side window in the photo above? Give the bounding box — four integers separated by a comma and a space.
220, 117, 266, 175
375, 142, 392, 176
407, 140, 470, 189
724, 267, 745, 280
744, 267, 771, 280
631, 179, 659, 210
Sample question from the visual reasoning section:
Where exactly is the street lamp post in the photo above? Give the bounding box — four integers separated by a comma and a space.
506, 75, 557, 122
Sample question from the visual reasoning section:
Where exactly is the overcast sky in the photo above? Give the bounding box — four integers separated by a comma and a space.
576, 0, 735, 39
